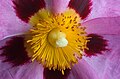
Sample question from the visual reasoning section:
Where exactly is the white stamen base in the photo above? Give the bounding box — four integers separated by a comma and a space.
56, 38, 68, 47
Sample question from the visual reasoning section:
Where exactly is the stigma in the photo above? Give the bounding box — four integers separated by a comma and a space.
48, 28, 68, 47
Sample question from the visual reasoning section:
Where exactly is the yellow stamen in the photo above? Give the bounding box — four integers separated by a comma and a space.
24, 8, 88, 74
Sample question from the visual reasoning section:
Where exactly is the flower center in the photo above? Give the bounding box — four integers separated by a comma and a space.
48, 28, 68, 47
25, 8, 88, 74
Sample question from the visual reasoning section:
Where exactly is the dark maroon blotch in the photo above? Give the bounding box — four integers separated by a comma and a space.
12, 0, 45, 22
0, 36, 30, 66
85, 34, 108, 56
68, 0, 92, 19
44, 68, 70, 79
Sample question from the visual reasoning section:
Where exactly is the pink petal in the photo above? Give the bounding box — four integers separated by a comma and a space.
102, 35, 120, 79
85, 34, 108, 56
0, 70, 13, 79
84, 54, 108, 79
87, 0, 120, 20
0, 36, 30, 66
0, 37, 43, 78
68, 59, 99, 79
13, 0, 45, 22
9, 61, 43, 79
84, 35, 120, 79
82, 17, 120, 34
0, 38, 13, 72
44, 0, 70, 13
0, 0, 30, 40
68, 0, 92, 19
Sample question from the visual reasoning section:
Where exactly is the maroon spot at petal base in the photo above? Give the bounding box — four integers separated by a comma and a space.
44, 68, 70, 79
68, 0, 92, 19
85, 34, 108, 56
0, 37, 30, 66
12, 0, 46, 22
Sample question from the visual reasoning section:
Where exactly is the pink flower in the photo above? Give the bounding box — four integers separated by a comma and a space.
0, 0, 120, 79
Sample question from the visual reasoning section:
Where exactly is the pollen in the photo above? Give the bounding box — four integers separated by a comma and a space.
24, 8, 88, 74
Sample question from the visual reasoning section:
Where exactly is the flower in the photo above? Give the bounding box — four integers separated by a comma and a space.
0, 0, 120, 79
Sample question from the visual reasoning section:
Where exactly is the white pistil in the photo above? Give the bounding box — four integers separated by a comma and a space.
48, 28, 68, 47
56, 37, 68, 47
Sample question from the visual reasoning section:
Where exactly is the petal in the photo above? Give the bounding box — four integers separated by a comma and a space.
0, 38, 13, 72
0, 70, 13, 79
84, 35, 120, 79
85, 34, 108, 56
87, 0, 120, 20
45, 0, 70, 13
82, 17, 120, 34
68, 59, 99, 79
0, 0, 30, 40
0, 36, 30, 66
0, 60, 12, 73
0, 48, 43, 79
44, 68, 70, 79
9, 61, 44, 79
13, 0, 45, 22
103, 50, 120, 79
102, 35, 120, 79
68, 0, 92, 19
83, 54, 108, 79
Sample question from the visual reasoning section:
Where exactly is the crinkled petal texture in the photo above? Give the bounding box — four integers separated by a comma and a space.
0, 0, 30, 40
82, 17, 120, 34
0, 70, 13, 79
0, 61, 44, 79
45, 0, 70, 13
103, 35, 120, 79
84, 35, 120, 79
68, 59, 99, 79
83, 50, 109, 79
87, 0, 120, 20
8, 61, 44, 79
